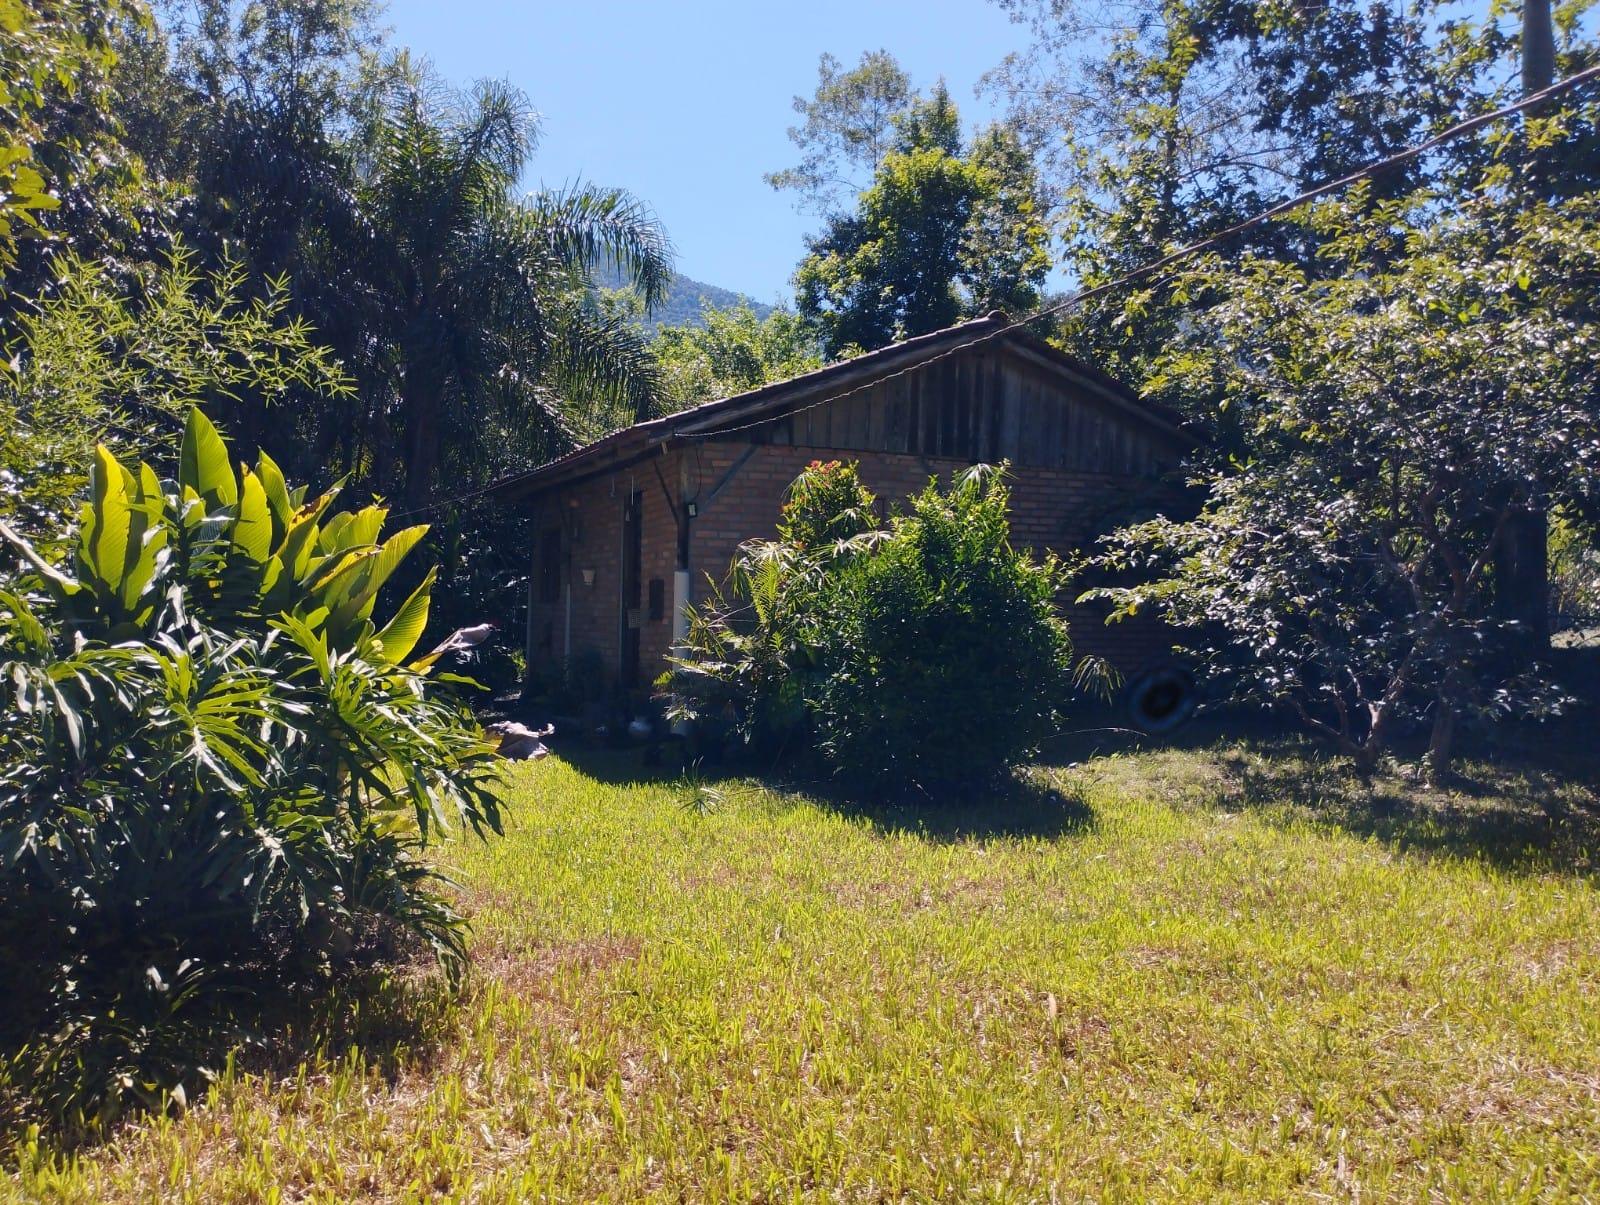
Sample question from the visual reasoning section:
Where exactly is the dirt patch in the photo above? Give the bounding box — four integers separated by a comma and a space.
675, 864, 740, 893
477, 935, 643, 1002
1437, 1060, 1600, 1135
1125, 945, 1187, 970
1051, 1011, 1113, 1060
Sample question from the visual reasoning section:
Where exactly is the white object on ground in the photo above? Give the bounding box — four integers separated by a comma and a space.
485, 720, 554, 760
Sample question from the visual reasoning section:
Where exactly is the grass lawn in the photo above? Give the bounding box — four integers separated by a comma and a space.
7, 737, 1600, 1201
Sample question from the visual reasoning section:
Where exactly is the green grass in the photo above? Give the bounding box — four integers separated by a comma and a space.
7, 740, 1600, 1201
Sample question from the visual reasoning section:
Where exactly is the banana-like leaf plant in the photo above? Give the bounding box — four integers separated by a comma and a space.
9, 411, 445, 662
0, 410, 504, 1138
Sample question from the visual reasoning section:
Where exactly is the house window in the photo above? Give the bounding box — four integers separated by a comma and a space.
538, 528, 562, 604
648, 577, 665, 622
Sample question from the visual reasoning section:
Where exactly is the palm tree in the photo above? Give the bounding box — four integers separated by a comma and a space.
360, 72, 673, 507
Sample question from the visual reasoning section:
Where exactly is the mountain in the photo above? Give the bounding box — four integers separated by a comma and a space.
594, 265, 776, 333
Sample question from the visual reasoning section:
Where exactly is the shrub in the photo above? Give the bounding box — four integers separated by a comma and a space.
0, 411, 502, 1137
667, 461, 1078, 793
668, 538, 825, 751
776, 459, 877, 550
809, 465, 1075, 789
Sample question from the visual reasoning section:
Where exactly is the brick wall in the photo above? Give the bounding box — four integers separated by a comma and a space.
523, 440, 1179, 689
522, 462, 680, 689
684, 442, 1176, 677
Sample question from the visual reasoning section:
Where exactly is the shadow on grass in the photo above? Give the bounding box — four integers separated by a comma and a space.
1035, 702, 1292, 765
546, 737, 696, 788
1025, 683, 1600, 879
0, 935, 462, 1158
543, 709, 1600, 869
792, 768, 1098, 843
554, 739, 1097, 842
1214, 739, 1600, 880
241, 953, 460, 1087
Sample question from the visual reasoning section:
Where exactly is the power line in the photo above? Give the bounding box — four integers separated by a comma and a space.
393, 61, 1600, 517
675, 60, 1600, 443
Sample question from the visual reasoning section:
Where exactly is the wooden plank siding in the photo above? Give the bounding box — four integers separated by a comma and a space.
735, 343, 1179, 479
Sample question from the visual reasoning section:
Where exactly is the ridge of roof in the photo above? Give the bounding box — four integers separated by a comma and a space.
661, 310, 1010, 433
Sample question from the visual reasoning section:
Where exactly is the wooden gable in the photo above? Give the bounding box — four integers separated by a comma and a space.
754, 337, 1182, 478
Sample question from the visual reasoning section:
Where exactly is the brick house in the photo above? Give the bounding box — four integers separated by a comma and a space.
493, 312, 1197, 692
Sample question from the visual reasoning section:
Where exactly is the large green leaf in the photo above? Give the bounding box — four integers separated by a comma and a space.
255, 451, 295, 533
81, 445, 132, 598
118, 460, 169, 616
326, 524, 430, 636
275, 489, 339, 583
374, 566, 437, 663
233, 469, 273, 563
307, 547, 375, 602
318, 505, 385, 556
179, 409, 238, 508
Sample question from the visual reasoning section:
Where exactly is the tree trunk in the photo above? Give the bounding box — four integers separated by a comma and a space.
1350, 741, 1381, 777
1426, 694, 1457, 783
401, 372, 439, 510
1495, 510, 1551, 650
1492, 0, 1557, 655
1523, 0, 1557, 97
1346, 699, 1392, 776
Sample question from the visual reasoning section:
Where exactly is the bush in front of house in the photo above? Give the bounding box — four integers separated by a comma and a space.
776, 458, 878, 550
809, 464, 1075, 789
666, 460, 1078, 793
0, 411, 503, 1138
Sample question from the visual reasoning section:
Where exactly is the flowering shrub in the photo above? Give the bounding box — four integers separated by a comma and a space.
777, 460, 877, 549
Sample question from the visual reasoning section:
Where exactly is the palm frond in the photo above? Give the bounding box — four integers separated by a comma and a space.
548, 301, 667, 427
527, 183, 674, 311
451, 79, 538, 201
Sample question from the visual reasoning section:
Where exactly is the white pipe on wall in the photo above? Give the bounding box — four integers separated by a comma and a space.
672, 569, 690, 646
669, 567, 692, 734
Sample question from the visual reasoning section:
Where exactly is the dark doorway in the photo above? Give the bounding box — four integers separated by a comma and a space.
620, 490, 643, 687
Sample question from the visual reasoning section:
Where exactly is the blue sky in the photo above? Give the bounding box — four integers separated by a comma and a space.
381, 0, 1028, 304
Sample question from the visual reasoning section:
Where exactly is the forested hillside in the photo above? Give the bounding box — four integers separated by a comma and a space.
594, 264, 775, 331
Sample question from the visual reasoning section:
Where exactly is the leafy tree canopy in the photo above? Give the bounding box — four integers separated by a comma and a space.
793, 77, 1050, 356
986, 0, 1599, 379
651, 300, 824, 412
0, 0, 145, 290
0, 244, 349, 539
1086, 185, 1600, 776
765, 49, 914, 215
356, 70, 672, 506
